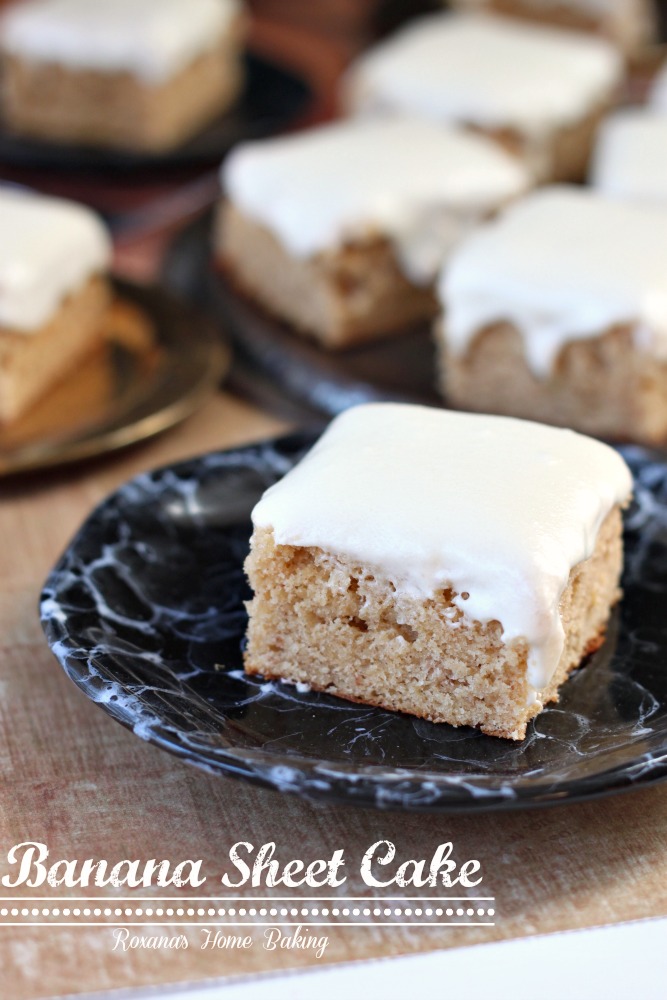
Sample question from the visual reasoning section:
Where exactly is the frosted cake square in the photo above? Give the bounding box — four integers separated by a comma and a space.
216, 117, 529, 348
0, 0, 244, 152
592, 109, 667, 205
447, 0, 655, 57
343, 12, 622, 182
244, 403, 632, 741
0, 188, 111, 422
437, 186, 667, 445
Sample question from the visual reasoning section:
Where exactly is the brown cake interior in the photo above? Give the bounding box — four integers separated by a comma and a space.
244, 508, 623, 741
0, 275, 111, 423
439, 320, 667, 447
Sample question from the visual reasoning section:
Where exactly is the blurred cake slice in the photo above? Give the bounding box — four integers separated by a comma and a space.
244, 403, 632, 740
216, 117, 529, 348
592, 109, 667, 205
343, 12, 623, 182
0, 0, 244, 152
437, 186, 667, 445
448, 1, 656, 57
0, 187, 111, 422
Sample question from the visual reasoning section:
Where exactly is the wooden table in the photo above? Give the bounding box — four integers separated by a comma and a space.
2, 388, 667, 999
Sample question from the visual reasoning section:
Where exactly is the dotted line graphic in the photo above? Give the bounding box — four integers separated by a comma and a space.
0, 905, 494, 918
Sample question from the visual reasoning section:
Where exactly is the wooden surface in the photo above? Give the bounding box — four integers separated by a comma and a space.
2, 389, 667, 999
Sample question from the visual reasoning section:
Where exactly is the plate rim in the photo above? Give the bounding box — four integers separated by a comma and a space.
39, 431, 667, 813
37, 637, 667, 814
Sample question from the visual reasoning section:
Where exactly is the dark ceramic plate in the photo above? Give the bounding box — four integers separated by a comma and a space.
0, 55, 310, 173
40, 433, 667, 812
162, 212, 440, 417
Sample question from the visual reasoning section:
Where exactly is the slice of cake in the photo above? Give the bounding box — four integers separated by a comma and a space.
437, 186, 667, 445
216, 117, 529, 348
448, 0, 656, 58
342, 12, 623, 182
0, 0, 244, 152
0, 187, 111, 423
244, 403, 632, 741
592, 109, 667, 205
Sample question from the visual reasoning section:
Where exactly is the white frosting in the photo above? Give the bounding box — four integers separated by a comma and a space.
0, 187, 111, 333
592, 110, 667, 206
223, 118, 529, 285
440, 186, 667, 377
344, 13, 622, 137
0, 0, 240, 83
252, 403, 632, 695
452, 0, 651, 36
650, 63, 667, 115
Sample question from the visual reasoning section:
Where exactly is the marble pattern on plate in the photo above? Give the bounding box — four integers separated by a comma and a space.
40, 434, 667, 812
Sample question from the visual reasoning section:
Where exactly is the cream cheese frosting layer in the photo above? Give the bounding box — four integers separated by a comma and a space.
223, 117, 529, 285
0, 0, 240, 84
592, 110, 667, 205
252, 403, 632, 693
343, 12, 622, 136
452, 0, 652, 37
0, 187, 111, 333
440, 186, 667, 376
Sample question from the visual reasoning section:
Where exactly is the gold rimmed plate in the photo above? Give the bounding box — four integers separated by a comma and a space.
0, 278, 230, 476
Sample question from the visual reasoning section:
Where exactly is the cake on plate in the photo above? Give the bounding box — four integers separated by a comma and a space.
437, 186, 667, 445
216, 117, 529, 348
447, 0, 656, 57
244, 403, 632, 741
0, 187, 111, 422
342, 12, 623, 182
591, 109, 667, 204
0, 0, 244, 152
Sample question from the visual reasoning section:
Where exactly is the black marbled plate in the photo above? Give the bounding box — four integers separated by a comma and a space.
161, 212, 440, 418
0, 55, 310, 173
40, 434, 667, 812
